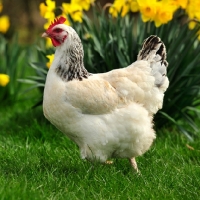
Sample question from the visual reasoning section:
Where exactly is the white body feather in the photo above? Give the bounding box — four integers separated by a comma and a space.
44, 56, 168, 162
43, 26, 169, 163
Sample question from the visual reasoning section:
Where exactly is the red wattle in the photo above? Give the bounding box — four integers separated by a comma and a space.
51, 38, 61, 47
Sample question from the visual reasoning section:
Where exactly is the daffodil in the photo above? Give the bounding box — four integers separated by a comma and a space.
120, 2, 130, 17
39, 0, 55, 19
71, 0, 95, 11
109, 0, 138, 18
39, 3, 48, 17
62, 3, 83, 23
0, 15, 10, 33
171, 0, 188, 9
46, 54, 54, 68
109, 0, 124, 18
130, 0, 139, 13
45, 38, 53, 48
188, 21, 196, 30
0, 74, 9, 87
153, 1, 176, 27
188, 20, 200, 40
137, 0, 157, 22
186, 0, 200, 20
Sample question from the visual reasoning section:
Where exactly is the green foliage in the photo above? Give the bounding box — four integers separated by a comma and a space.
23, 9, 200, 139
0, 34, 27, 105
154, 22, 200, 140
18, 41, 54, 106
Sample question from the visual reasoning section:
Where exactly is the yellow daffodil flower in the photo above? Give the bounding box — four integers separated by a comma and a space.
188, 21, 196, 30
109, 0, 124, 18
40, 3, 48, 17
62, 3, 83, 23
109, 0, 138, 18
186, 0, 200, 20
188, 21, 200, 41
46, 38, 53, 48
0, 74, 9, 87
0, 15, 10, 33
130, 0, 139, 13
173, 0, 188, 9
120, 2, 130, 17
46, 54, 54, 68
71, 0, 95, 11
137, 0, 157, 22
39, 0, 55, 19
153, 1, 176, 27
186, 2, 200, 44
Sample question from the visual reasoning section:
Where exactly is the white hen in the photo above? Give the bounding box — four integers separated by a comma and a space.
42, 17, 169, 172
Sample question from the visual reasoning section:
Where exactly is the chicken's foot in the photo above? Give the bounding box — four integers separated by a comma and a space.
129, 157, 140, 174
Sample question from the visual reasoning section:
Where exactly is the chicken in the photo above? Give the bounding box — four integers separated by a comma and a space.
42, 17, 169, 172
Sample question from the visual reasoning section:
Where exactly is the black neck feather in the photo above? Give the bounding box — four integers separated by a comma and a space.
55, 33, 91, 81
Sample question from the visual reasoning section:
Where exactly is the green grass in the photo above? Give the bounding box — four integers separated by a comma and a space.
0, 102, 200, 200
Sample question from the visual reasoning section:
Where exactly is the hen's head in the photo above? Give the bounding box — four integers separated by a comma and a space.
42, 17, 76, 47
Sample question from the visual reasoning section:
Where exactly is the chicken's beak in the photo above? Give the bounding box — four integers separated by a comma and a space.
42, 32, 49, 38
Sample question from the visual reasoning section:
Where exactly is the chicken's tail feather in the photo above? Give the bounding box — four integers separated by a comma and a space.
137, 35, 168, 67
137, 35, 168, 87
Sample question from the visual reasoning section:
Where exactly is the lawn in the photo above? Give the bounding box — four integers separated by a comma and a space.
0, 101, 199, 200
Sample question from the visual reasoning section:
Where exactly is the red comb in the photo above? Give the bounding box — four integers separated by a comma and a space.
47, 16, 66, 31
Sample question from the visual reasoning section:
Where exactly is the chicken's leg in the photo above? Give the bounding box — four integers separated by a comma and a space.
129, 157, 140, 173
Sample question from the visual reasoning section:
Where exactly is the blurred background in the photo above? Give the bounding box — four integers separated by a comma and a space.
2, 0, 109, 44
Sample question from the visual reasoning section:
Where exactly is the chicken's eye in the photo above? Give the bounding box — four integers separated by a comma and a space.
54, 28, 62, 33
